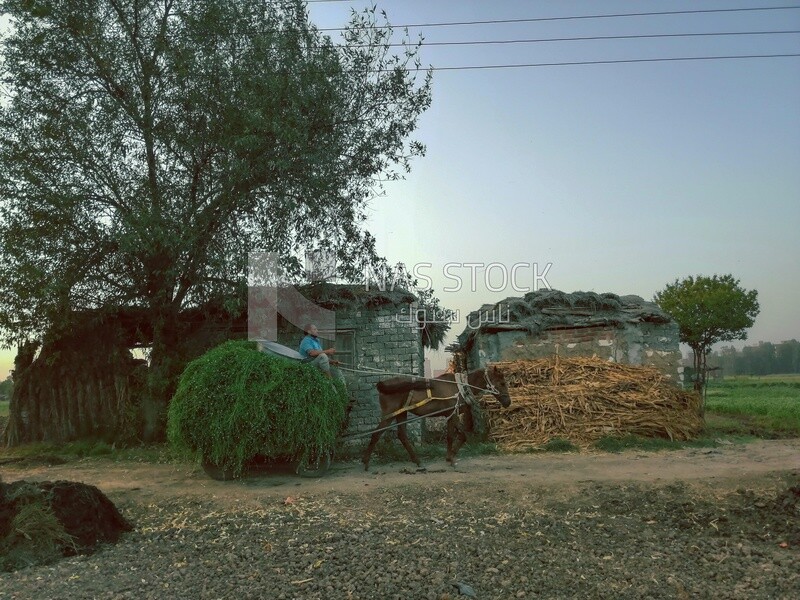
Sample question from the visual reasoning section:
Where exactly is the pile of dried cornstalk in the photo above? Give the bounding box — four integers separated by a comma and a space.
483, 356, 703, 450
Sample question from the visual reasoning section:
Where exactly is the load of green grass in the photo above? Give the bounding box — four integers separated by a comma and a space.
167, 340, 348, 476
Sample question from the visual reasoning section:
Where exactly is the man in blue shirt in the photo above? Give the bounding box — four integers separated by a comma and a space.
299, 324, 346, 385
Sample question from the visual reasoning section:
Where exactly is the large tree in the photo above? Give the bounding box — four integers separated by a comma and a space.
0, 0, 431, 438
654, 275, 759, 396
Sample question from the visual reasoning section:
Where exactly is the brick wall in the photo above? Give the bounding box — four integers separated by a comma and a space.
277, 304, 424, 445
467, 321, 682, 382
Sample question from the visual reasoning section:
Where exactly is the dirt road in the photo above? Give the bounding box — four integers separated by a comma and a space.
5, 438, 799, 508
2, 440, 798, 599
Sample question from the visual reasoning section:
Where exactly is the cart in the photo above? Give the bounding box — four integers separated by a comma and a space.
200, 341, 468, 481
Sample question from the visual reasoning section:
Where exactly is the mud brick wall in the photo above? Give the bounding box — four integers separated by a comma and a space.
466, 322, 682, 383
278, 304, 424, 444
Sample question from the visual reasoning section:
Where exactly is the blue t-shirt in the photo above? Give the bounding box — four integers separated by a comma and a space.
299, 335, 322, 359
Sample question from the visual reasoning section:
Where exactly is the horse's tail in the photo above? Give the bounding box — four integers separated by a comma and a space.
376, 378, 431, 395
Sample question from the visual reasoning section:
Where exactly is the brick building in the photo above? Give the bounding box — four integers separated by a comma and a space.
453, 290, 682, 383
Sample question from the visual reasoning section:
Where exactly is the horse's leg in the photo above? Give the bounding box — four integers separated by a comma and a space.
396, 412, 421, 467
446, 415, 457, 465
450, 414, 468, 464
362, 415, 393, 471
446, 414, 467, 467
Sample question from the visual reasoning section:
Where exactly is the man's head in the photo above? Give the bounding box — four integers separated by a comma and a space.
304, 324, 319, 338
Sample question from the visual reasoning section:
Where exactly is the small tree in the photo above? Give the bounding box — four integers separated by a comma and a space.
0, 376, 12, 400
655, 275, 759, 399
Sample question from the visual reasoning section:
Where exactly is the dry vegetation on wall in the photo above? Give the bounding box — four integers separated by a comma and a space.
485, 357, 703, 450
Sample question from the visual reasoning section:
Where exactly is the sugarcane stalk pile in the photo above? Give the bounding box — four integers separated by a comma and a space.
484, 356, 703, 450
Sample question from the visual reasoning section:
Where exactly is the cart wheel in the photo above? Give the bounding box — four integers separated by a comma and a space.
201, 460, 238, 481
296, 449, 332, 478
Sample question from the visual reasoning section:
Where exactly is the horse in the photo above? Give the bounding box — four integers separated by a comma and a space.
362, 365, 512, 470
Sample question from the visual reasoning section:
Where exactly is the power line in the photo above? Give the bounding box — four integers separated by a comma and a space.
195, 29, 800, 50
385, 30, 800, 48
401, 53, 800, 72
315, 6, 800, 32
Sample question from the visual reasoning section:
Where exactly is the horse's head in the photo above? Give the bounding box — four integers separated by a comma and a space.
485, 365, 512, 408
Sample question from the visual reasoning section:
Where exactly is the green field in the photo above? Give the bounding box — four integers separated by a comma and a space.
704, 375, 800, 437
0, 399, 8, 417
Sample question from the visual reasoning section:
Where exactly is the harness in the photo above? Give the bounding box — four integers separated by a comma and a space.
381, 369, 502, 420
382, 387, 442, 420
455, 372, 476, 406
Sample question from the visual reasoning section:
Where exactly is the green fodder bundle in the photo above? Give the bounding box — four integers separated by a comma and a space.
484, 357, 703, 451
167, 340, 347, 476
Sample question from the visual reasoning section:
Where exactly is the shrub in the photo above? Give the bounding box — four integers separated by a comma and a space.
167, 340, 348, 476
542, 437, 578, 452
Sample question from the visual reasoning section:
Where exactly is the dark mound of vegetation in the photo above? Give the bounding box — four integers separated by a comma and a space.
167, 340, 348, 477
0, 480, 132, 572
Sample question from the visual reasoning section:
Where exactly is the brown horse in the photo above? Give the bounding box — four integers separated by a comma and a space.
362, 365, 512, 470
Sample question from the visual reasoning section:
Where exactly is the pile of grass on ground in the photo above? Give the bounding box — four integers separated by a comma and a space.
487, 357, 703, 451
167, 340, 347, 476
0, 480, 131, 572
0, 483, 75, 571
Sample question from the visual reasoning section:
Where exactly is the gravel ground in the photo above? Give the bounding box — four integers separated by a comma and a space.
1, 471, 798, 600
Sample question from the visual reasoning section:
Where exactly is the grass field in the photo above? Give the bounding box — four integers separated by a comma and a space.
704, 375, 800, 438
0, 399, 8, 417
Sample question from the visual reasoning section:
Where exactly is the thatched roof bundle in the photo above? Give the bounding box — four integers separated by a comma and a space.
484, 357, 703, 450
457, 290, 673, 351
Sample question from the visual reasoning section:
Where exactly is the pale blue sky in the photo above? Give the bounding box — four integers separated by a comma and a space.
310, 0, 800, 368
1, 1, 798, 376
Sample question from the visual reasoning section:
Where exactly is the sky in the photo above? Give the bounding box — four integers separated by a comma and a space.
1, 0, 798, 377
308, 0, 800, 369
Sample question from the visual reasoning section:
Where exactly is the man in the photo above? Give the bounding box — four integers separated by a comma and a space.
299, 324, 346, 385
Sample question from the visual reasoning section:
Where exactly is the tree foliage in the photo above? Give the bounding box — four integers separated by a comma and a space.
0, 0, 431, 436
655, 274, 760, 391
0, 0, 430, 340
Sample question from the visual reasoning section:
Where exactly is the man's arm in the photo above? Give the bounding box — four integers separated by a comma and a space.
307, 348, 335, 357
301, 339, 335, 358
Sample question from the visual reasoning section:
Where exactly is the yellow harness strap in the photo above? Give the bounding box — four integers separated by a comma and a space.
383, 388, 433, 420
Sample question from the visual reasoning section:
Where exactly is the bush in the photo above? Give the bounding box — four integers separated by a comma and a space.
167, 340, 348, 476
541, 437, 578, 452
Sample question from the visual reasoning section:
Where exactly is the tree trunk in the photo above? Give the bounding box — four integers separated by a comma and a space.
142, 308, 181, 442
691, 344, 708, 416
